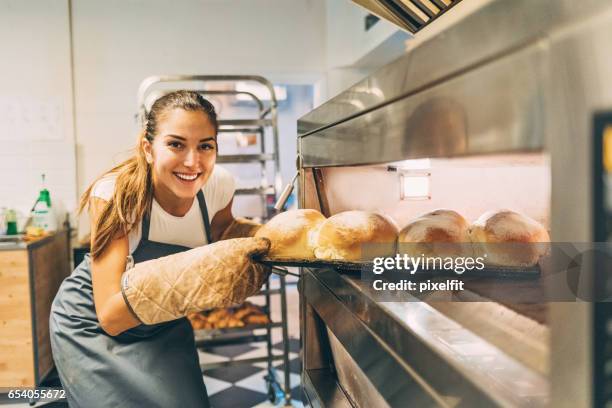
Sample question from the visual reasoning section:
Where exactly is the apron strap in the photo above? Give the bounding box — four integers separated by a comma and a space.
141, 204, 152, 242
197, 190, 213, 244
142, 191, 212, 244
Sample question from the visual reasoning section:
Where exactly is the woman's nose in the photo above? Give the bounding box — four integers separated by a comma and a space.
183, 148, 198, 166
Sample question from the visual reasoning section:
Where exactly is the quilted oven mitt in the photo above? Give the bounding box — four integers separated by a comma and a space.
219, 217, 271, 298
121, 237, 270, 325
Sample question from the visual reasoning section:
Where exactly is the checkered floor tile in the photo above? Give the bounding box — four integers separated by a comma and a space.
201, 337, 304, 407
203, 364, 263, 384
273, 338, 301, 353
208, 386, 270, 408
205, 343, 258, 359
276, 357, 302, 375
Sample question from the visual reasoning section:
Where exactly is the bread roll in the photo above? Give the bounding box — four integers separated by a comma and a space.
469, 210, 550, 267
313, 211, 398, 261
255, 209, 326, 259
398, 209, 472, 258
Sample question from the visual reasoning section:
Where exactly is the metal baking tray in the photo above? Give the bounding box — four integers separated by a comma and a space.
257, 257, 368, 271
256, 257, 541, 278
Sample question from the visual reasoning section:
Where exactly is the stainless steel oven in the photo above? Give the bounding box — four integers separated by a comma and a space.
297, 1, 612, 406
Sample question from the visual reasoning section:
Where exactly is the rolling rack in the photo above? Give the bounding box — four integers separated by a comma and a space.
137, 75, 292, 405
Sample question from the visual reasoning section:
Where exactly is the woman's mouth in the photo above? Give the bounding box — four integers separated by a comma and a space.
173, 172, 201, 183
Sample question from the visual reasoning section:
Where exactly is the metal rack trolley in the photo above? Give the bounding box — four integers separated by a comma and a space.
137, 75, 292, 405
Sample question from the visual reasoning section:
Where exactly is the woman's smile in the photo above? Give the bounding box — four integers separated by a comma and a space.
174, 171, 201, 182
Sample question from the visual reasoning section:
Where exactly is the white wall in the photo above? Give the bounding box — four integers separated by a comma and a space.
72, 0, 326, 195
322, 0, 410, 101
0, 0, 76, 228
326, 0, 402, 68
71, 0, 326, 236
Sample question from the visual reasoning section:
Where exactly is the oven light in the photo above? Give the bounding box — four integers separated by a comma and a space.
400, 172, 431, 200
389, 158, 431, 170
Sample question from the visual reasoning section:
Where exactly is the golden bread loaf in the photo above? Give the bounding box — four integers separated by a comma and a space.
255, 209, 326, 259
398, 209, 472, 258
312, 211, 398, 261
468, 210, 550, 267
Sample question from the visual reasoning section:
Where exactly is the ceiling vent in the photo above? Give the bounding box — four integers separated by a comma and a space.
353, 0, 462, 33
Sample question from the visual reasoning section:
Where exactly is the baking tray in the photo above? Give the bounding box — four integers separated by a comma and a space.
256, 257, 541, 279
257, 257, 369, 271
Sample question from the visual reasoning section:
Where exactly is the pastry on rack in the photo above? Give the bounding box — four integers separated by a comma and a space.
255, 209, 326, 259
216, 314, 245, 328
398, 209, 472, 259
206, 308, 230, 325
188, 302, 270, 330
312, 211, 399, 261
468, 210, 550, 267
245, 314, 270, 325
233, 302, 262, 320
187, 313, 206, 330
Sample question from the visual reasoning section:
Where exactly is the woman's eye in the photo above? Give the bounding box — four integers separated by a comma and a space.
168, 141, 183, 149
200, 143, 215, 151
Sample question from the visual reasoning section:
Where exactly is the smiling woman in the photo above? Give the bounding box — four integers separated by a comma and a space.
82, 91, 224, 259
47, 91, 269, 408
143, 108, 219, 216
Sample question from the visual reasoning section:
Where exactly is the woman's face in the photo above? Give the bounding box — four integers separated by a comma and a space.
143, 108, 217, 202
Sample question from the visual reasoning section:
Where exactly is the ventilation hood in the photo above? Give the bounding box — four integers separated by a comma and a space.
353, 0, 462, 33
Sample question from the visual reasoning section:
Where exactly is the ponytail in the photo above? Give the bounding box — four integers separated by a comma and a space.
79, 130, 153, 259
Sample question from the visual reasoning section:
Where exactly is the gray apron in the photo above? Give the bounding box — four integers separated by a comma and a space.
50, 191, 212, 408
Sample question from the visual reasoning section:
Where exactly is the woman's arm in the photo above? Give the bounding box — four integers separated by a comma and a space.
89, 197, 141, 336
210, 198, 235, 242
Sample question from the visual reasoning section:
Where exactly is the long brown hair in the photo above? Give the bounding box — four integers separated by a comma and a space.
80, 90, 218, 259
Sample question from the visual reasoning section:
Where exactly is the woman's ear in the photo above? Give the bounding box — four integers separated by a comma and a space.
141, 137, 154, 164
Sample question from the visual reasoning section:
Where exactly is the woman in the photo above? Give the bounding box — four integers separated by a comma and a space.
50, 91, 267, 407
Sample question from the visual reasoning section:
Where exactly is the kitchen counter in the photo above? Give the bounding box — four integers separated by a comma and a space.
0, 230, 70, 387
0, 233, 57, 251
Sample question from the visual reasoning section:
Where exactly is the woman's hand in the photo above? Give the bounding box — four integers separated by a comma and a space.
89, 197, 141, 336
210, 198, 235, 242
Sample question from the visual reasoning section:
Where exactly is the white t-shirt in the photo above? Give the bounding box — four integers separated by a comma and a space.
91, 165, 235, 254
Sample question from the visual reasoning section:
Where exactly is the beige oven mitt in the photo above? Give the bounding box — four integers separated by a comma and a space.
121, 237, 270, 325
219, 217, 271, 300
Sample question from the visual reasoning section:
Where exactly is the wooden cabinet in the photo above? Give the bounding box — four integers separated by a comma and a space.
0, 231, 70, 387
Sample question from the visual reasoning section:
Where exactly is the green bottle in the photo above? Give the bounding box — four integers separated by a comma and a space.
6, 209, 18, 235
32, 174, 57, 232
40, 174, 51, 207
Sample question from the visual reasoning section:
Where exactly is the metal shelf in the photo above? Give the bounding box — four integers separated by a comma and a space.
201, 355, 285, 371
256, 288, 282, 296
235, 186, 275, 195
217, 154, 275, 164
194, 322, 284, 348
217, 128, 264, 134
194, 322, 283, 340
219, 119, 273, 127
